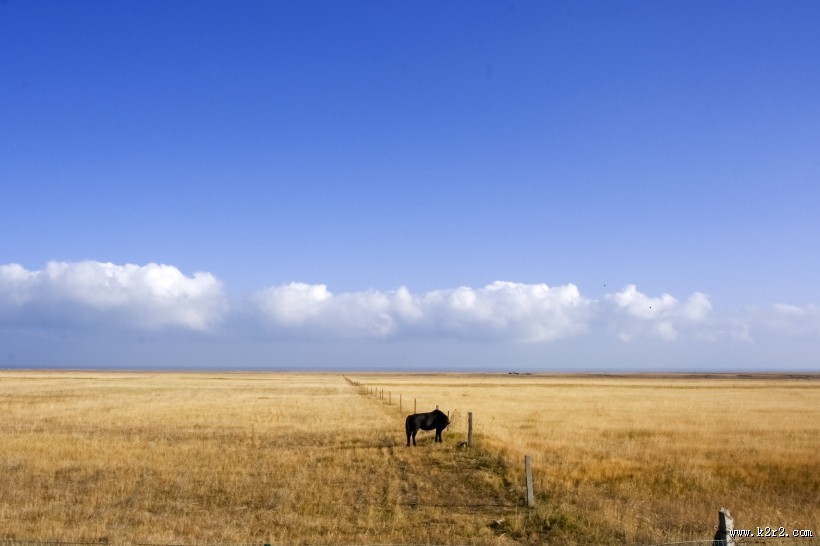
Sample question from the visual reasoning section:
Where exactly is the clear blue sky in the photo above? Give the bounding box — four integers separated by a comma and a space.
2, 1, 819, 371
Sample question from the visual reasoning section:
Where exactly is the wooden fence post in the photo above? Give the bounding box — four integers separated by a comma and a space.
467, 412, 473, 447
525, 455, 535, 508
414, 398, 417, 413
713, 508, 735, 546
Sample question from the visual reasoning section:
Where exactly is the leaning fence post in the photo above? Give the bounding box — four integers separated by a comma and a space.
712, 508, 735, 546
467, 412, 473, 446
525, 455, 535, 508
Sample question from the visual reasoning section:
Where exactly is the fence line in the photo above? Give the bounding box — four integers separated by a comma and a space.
344, 375, 470, 443
341, 377, 818, 546
344, 376, 545, 509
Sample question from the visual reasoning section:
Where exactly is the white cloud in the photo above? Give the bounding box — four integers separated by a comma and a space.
421, 281, 591, 342
4, 262, 818, 358
0, 261, 225, 331
605, 284, 712, 341
253, 282, 416, 338
693, 303, 820, 344
680, 291, 712, 322
252, 280, 591, 342
764, 303, 820, 337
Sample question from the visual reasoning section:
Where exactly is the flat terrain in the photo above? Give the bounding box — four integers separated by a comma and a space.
352, 372, 820, 544
1, 371, 818, 545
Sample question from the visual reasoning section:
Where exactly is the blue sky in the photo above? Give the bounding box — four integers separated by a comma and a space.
2, 1, 819, 371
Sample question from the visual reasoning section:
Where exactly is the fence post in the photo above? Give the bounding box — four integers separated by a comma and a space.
467, 412, 473, 447
400, 394, 402, 412
414, 398, 417, 413
525, 455, 535, 508
712, 508, 735, 546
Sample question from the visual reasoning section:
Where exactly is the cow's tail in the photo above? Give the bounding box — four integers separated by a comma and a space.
405, 415, 412, 445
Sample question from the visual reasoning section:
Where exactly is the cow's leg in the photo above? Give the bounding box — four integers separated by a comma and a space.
412, 430, 417, 446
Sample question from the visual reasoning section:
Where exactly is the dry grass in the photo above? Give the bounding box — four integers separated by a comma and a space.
352, 373, 820, 544
1, 371, 818, 545
0, 371, 518, 545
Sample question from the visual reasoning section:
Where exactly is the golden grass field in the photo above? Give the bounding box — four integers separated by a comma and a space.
1, 371, 818, 545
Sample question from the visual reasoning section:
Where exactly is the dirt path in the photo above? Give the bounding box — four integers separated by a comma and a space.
354, 389, 525, 545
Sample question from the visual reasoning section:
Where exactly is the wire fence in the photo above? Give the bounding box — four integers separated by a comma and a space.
3, 378, 815, 546
342, 377, 818, 546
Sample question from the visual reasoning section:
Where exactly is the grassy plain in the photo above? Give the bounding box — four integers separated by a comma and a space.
352, 372, 820, 544
0, 371, 516, 545
0, 371, 818, 545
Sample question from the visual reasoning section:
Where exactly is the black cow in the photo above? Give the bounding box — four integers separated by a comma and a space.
405, 409, 450, 446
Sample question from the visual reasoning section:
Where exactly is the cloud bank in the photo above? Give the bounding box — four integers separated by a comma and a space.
253, 280, 591, 341
605, 284, 712, 341
0, 261, 224, 331
1, 261, 818, 360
